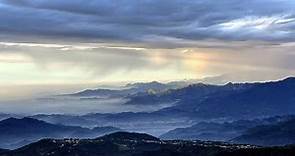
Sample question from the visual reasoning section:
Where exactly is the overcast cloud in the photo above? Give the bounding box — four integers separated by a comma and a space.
1, 0, 295, 45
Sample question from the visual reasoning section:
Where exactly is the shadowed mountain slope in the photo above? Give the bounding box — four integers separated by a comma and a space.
233, 118, 295, 146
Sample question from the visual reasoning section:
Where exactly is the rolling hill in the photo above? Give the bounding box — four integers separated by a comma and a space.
0, 117, 120, 149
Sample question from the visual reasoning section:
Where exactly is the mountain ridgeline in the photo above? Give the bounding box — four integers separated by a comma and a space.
66, 81, 180, 98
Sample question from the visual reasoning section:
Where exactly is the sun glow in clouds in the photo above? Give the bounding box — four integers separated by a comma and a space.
182, 50, 209, 76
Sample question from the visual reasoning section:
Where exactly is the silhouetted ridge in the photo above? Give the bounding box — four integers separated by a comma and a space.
99, 132, 160, 142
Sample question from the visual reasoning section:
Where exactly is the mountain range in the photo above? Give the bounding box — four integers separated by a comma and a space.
28, 77, 295, 136
62, 77, 295, 120
129, 77, 295, 120
2, 77, 295, 150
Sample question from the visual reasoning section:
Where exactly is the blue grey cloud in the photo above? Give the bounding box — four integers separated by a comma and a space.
1, 0, 295, 46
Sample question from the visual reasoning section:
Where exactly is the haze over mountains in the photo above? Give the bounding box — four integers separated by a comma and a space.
1, 77, 295, 153
27, 77, 295, 134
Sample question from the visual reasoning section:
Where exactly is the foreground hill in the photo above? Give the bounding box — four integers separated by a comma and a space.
0, 118, 120, 149
1, 132, 295, 156
233, 118, 295, 146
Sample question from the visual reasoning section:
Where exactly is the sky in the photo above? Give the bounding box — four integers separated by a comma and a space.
1, 0, 295, 98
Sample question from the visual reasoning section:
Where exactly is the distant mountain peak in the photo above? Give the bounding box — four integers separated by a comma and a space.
190, 82, 209, 87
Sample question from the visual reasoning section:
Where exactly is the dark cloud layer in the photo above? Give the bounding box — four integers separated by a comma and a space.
1, 0, 295, 46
